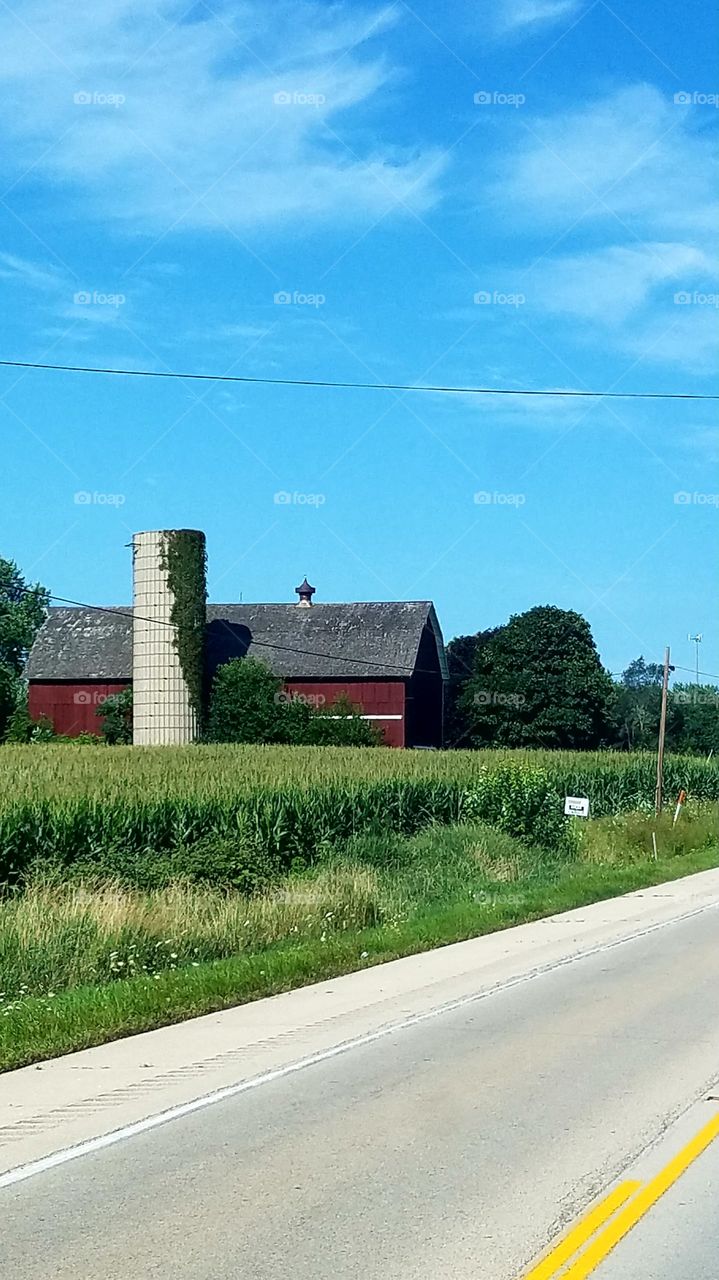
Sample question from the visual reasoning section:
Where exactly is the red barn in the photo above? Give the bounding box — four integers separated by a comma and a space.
26, 590, 447, 747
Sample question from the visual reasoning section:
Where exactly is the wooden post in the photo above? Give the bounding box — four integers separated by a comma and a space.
655, 646, 671, 815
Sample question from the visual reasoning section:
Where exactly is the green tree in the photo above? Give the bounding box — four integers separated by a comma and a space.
207, 658, 285, 744
462, 605, 615, 749
613, 656, 663, 750
0, 558, 49, 739
621, 656, 664, 688
97, 688, 133, 744
444, 629, 498, 748
0, 663, 19, 741
667, 684, 719, 756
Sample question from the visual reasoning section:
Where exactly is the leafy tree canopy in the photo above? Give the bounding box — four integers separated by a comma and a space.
0, 557, 49, 675
667, 683, 719, 757
0, 557, 49, 739
461, 605, 615, 750
444, 629, 498, 748
621, 656, 664, 688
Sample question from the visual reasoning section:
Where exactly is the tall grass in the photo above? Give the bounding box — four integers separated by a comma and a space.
2, 809, 717, 1069
0, 824, 537, 1005
3, 808, 715, 1010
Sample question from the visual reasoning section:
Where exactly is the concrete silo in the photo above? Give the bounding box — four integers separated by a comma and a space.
132, 529, 207, 745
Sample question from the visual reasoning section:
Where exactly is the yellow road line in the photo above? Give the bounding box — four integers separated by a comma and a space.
522, 1181, 641, 1280
562, 1110, 719, 1279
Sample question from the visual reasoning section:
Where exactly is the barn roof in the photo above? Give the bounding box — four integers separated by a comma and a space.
26, 602, 448, 682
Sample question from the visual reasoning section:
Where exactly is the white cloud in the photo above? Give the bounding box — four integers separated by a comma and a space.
524, 243, 719, 372
494, 85, 718, 235
0, 0, 444, 235
619, 307, 719, 376
530, 243, 713, 323
482, 84, 719, 374
492, 0, 584, 35
0, 252, 66, 291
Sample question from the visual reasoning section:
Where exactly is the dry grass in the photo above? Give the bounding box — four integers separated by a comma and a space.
2, 808, 716, 1022
0, 823, 536, 1009
2, 812, 718, 1068
0, 863, 384, 1009
577, 802, 719, 865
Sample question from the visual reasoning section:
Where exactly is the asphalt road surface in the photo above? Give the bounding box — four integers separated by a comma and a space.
4, 904, 719, 1279
592, 1136, 719, 1280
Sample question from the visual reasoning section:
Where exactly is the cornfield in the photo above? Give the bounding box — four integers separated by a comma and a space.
1, 744, 717, 888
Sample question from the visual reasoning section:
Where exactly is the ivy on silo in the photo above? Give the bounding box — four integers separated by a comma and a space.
160, 530, 207, 724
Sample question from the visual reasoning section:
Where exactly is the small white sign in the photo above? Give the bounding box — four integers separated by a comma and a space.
564, 795, 590, 818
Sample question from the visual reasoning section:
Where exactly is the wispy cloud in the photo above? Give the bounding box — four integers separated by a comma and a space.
490, 0, 584, 36
493, 84, 718, 235
529, 243, 713, 323
482, 84, 719, 373
0, 251, 66, 291
0, 0, 445, 236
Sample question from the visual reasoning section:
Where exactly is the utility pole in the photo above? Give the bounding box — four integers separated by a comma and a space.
688, 632, 702, 684
655, 646, 672, 815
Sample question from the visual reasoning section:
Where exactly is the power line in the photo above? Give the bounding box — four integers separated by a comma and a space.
44, 595, 441, 678
672, 663, 719, 682
1, 358, 718, 401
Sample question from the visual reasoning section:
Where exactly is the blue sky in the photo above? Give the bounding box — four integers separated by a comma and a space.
1, 0, 717, 682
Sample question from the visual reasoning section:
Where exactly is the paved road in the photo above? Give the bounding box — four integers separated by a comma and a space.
593, 1135, 719, 1280
3, 903, 719, 1279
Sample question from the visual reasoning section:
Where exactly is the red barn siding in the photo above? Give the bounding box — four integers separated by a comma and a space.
29, 678, 409, 745
29, 682, 129, 737
284, 680, 406, 747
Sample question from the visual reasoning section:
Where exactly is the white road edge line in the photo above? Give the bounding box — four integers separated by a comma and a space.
1, 899, 717, 1191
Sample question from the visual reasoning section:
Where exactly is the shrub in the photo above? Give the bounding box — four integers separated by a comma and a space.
3, 692, 34, 743
207, 658, 285, 744
301, 694, 380, 747
460, 764, 579, 855
207, 660, 380, 747
29, 715, 56, 743
96, 689, 133, 745
62, 833, 281, 895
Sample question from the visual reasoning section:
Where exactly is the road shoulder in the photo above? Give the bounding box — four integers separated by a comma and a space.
2, 867, 719, 1183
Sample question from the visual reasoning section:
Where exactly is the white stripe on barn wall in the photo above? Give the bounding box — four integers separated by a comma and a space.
326, 714, 403, 721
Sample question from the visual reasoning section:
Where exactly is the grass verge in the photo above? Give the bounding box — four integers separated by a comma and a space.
2, 839, 717, 1072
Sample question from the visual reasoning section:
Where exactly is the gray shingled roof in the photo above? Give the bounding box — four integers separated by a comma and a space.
26, 602, 448, 682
